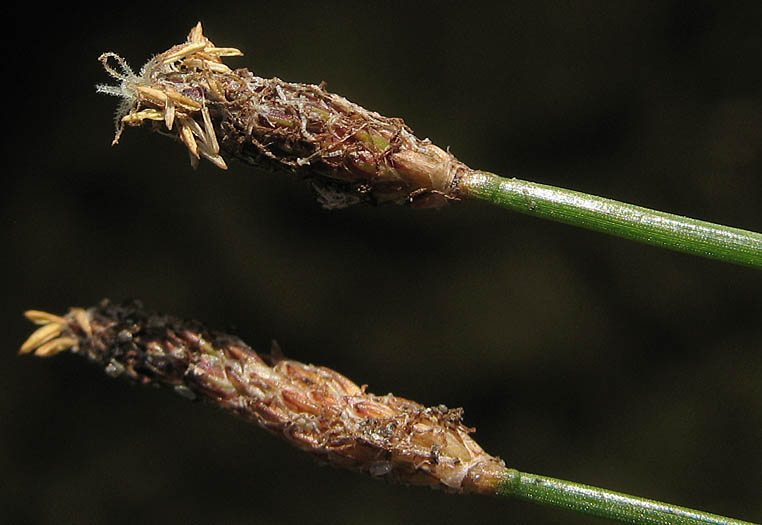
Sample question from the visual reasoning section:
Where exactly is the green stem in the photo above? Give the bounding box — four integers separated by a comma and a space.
457, 171, 762, 270
498, 469, 757, 525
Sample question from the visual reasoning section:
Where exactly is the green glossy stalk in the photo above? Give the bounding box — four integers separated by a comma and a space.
498, 469, 757, 525
457, 171, 762, 269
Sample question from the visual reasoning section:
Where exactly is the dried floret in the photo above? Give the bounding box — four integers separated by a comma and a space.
97, 23, 471, 207
20, 300, 506, 494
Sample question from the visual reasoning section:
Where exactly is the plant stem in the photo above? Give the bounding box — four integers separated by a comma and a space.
98, 25, 762, 270
457, 171, 762, 270
498, 469, 757, 525
20, 301, 758, 524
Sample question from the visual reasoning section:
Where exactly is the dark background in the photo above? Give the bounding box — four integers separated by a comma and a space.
5, 2, 762, 523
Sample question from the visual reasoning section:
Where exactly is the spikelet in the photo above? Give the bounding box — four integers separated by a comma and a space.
20, 300, 507, 494
97, 23, 470, 208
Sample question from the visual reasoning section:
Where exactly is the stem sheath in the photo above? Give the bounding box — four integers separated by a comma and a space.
498, 469, 757, 525
458, 171, 762, 269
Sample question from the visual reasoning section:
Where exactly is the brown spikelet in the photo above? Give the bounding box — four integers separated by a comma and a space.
19, 300, 506, 494
97, 22, 471, 208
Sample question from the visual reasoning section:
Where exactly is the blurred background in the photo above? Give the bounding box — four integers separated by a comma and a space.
5, 1, 762, 523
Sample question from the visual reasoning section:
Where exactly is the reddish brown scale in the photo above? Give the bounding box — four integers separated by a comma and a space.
20, 299, 507, 494
98, 23, 472, 208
